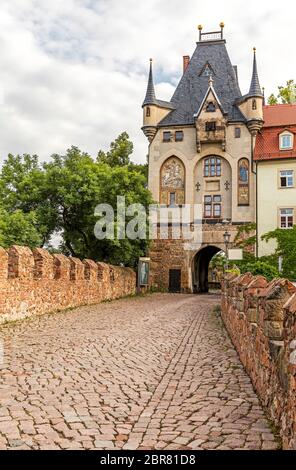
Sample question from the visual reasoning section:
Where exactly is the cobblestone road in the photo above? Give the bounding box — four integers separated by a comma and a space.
0, 294, 280, 450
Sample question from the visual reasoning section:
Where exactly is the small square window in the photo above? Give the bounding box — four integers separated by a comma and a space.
175, 131, 184, 142
280, 208, 294, 229
235, 127, 241, 138
280, 170, 294, 188
205, 122, 216, 132
163, 131, 172, 142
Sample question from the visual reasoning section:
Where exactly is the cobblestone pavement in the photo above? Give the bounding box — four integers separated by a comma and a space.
0, 294, 280, 450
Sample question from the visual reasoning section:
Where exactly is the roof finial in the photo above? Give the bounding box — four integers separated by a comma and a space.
198, 24, 203, 41
209, 75, 214, 87
142, 58, 157, 107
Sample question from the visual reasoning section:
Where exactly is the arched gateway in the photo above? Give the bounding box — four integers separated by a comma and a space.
142, 24, 264, 293
192, 246, 223, 293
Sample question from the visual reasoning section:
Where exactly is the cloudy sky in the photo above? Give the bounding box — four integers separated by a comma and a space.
0, 0, 295, 164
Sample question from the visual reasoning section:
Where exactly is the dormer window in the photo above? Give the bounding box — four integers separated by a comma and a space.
280, 132, 293, 150
206, 122, 216, 132
206, 102, 216, 112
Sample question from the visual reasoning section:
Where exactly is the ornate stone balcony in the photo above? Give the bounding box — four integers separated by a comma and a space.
196, 123, 226, 152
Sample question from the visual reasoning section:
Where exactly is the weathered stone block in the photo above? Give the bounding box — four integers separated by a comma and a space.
264, 321, 284, 340
246, 307, 258, 323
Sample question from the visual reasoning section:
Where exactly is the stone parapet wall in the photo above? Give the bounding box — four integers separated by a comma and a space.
0, 246, 136, 324
221, 273, 296, 450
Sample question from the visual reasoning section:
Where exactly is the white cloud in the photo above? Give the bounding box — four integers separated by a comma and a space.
0, 0, 295, 163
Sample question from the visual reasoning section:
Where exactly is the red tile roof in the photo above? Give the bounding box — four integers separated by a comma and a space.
254, 104, 296, 161
263, 104, 296, 127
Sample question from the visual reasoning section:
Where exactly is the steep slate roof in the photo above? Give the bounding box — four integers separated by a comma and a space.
158, 40, 246, 127
254, 105, 296, 161
248, 50, 263, 97
143, 60, 175, 110
142, 60, 156, 106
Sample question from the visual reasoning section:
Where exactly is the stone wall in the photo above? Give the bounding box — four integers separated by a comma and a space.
0, 246, 136, 324
221, 273, 296, 450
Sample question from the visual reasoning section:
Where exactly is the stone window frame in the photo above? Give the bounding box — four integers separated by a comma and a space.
146, 107, 151, 118
163, 131, 172, 143
204, 157, 222, 177
175, 130, 184, 142
203, 194, 222, 219
205, 121, 217, 132
235, 127, 241, 138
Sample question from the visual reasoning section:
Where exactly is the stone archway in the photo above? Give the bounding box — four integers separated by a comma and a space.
192, 245, 223, 293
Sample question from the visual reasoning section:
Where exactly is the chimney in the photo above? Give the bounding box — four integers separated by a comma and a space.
183, 55, 190, 73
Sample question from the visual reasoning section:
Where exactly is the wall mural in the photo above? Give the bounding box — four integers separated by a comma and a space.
160, 157, 185, 205
238, 158, 250, 205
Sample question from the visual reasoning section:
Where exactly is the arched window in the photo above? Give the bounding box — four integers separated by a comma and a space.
146, 107, 151, 117
238, 158, 250, 205
252, 99, 257, 110
160, 157, 185, 206
206, 102, 216, 112
204, 157, 221, 177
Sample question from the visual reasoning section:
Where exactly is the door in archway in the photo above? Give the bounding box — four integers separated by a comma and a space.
169, 269, 181, 293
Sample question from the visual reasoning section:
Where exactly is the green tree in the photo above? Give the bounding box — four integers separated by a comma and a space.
0, 134, 152, 265
0, 206, 42, 248
262, 226, 296, 280
268, 80, 296, 105
0, 154, 58, 246
44, 146, 153, 266
97, 132, 134, 167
